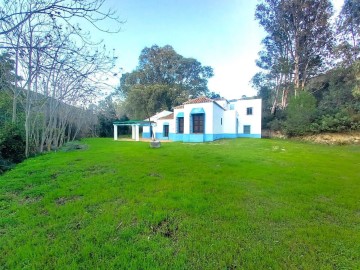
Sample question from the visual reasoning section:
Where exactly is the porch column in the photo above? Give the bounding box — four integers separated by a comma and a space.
131, 125, 135, 139
113, 124, 118, 140
135, 125, 140, 141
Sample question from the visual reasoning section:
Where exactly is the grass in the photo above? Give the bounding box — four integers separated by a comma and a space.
0, 138, 359, 269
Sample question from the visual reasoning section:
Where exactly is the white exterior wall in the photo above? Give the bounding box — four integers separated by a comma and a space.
232, 99, 262, 135
168, 119, 176, 134
215, 100, 228, 110
212, 104, 224, 134
143, 125, 150, 133
223, 110, 238, 134
156, 119, 174, 134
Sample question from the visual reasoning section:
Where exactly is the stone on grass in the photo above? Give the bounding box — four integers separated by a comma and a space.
150, 140, 161, 148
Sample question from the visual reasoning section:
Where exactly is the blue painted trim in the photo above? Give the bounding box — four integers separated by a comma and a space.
170, 133, 184, 141
183, 134, 205, 142
163, 122, 169, 125
155, 132, 170, 140
176, 112, 184, 117
190, 107, 205, 114
168, 132, 261, 142
237, 133, 261, 138
145, 132, 261, 141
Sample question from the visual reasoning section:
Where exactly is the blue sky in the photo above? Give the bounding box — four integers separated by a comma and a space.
95, 0, 344, 99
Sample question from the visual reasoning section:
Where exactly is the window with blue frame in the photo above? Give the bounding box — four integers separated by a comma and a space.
163, 125, 169, 137
246, 107, 253, 115
178, 117, 184, 133
192, 114, 204, 133
244, 125, 251, 134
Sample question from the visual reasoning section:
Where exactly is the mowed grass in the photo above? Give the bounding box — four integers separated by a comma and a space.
0, 138, 359, 269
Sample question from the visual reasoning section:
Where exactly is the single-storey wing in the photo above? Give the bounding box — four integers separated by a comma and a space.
114, 96, 261, 142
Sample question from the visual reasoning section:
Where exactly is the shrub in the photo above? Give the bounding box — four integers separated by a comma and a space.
268, 118, 284, 131
311, 110, 360, 133
0, 124, 25, 164
284, 92, 317, 136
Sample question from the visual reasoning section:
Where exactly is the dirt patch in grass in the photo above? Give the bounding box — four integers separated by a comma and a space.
82, 165, 116, 177
151, 216, 179, 238
20, 195, 43, 205
61, 141, 88, 152
50, 172, 59, 179
147, 172, 163, 178
55, 195, 83, 205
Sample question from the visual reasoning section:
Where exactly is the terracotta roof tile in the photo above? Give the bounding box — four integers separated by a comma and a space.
158, 113, 174, 120
183, 96, 214, 104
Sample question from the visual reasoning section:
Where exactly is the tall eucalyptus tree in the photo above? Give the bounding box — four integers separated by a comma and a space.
254, 0, 334, 113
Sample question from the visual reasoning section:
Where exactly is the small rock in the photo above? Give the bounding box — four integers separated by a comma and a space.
150, 140, 161, 148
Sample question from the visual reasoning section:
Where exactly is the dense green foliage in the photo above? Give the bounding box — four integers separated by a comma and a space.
262, 64, 360, 136
96, 95, 130, 137
0, 56, 26, 173
0, 138, 359, 269
254, 0, 360, 136
284, 92, 317, 136
0, 124, 26, 173
118, 45, 213, 119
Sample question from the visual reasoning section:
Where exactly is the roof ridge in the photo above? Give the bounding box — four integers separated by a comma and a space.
183, 96, 214, 105
158, 112, 174, 120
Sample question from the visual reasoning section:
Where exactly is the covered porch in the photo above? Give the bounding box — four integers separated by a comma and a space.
113, 120, 155, 141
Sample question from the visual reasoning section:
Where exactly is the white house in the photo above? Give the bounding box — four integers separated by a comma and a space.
136, 96, 262, 142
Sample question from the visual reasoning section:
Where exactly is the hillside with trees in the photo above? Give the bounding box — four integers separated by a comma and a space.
253, 0, 360, 137
0, 0, 123, 172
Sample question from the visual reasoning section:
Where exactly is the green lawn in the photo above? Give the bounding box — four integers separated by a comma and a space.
0, 138, 359, 269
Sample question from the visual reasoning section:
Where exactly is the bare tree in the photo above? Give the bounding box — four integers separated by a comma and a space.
0, 0, 122, 37
0, 0, 123, 156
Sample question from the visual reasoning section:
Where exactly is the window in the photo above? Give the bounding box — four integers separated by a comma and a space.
244, 125, 251, 134
230, 104, 235, 110
246, 107, 253, 115
178, 117, 184, 134
221, 118, 223, 125
163, 125, 169, 137
192, 114, 204, 133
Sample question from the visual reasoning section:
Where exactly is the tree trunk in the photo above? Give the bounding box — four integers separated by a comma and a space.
294, 54, 300, 97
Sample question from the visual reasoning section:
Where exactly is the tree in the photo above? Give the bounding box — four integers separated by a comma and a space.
0, 0, 122, 37
206, 91, 221, 99
337, 0, 360, 65
352, 60, 360, 98
125, 84, 173, 120
97, 95, 129, 137
255, 0, 334, 101
118, 45, 213, 114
